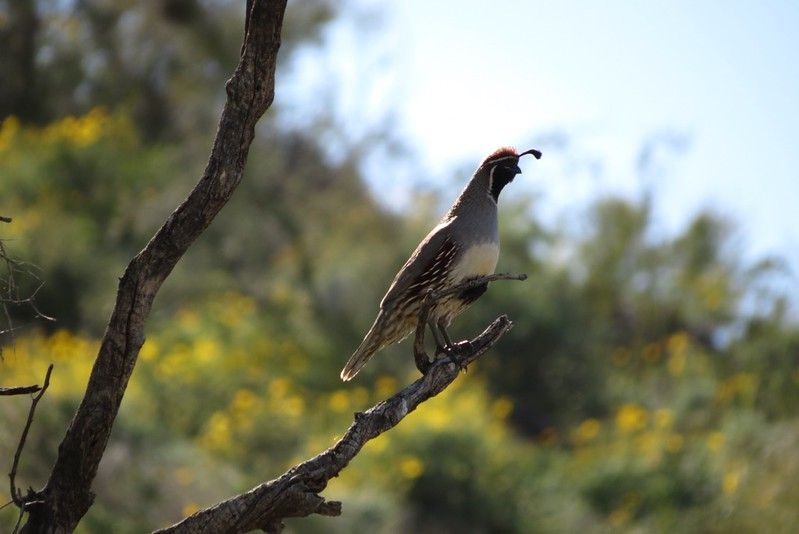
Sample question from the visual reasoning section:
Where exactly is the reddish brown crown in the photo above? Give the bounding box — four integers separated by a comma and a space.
484, 146, 519, 163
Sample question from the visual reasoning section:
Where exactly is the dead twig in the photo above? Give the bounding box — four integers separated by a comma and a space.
9, 364, 53, 507
0, 385, 42, 396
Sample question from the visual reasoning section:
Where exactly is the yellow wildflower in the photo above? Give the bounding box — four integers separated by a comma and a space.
398, 455, 424, 479
615, 403, 648, 433
490, 396, 514, 420
573, 418, 601, 444
722, 471, 740, 495
182, 503, 201, 517
329, 390, 350, 413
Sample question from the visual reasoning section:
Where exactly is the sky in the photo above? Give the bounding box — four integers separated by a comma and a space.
281, 0, 799, 292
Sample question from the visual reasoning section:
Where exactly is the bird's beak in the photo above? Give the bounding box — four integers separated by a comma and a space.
512, 164, 522, 175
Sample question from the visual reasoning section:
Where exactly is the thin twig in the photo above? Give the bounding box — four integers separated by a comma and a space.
12, 504, 25, 534
9, 364, 53, 506
0, 385, 42, 396
431, 272, 527, 301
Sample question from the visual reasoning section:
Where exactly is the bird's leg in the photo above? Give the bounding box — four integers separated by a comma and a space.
428, 319, 449, 357
437, 319, 467, 372
437, 319, 455, 350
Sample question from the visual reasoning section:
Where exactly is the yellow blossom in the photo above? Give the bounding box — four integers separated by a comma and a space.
201, 412, 233, 451
232, 389, 257, 413
667, 331, 689, 355
398, 455, 424, 479
329, 390, 350, 413
0, 115, 20, 151
723, 471, 741, 495
182, 502, 201, 517
269, 378, 290, 399
573, 418, 601, 444
615, 403, 648, 433
490, 397, 514, 420
716, 373, 758, 404
140, 339, 160, 362
194, 338, 219, 364
284, 395, 305, 417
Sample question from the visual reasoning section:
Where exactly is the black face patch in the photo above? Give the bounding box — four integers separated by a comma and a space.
490, 163, 519, 201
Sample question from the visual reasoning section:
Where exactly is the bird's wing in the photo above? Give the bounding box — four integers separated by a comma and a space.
379, 217, 460, 309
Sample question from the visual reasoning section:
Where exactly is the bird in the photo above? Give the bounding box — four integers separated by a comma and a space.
340, 146, 542, 381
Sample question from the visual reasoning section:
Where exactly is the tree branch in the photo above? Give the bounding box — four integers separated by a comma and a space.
21, 1, 288, 531
0, 385, 41, 396
8, 364, 53, 507
154, 274, 525, 534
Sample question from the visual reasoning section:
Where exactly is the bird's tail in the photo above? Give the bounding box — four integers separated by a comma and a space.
340, 314, 389, 381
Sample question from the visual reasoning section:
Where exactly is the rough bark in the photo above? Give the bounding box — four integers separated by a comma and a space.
154, 314, 515, 534
19, 1, 288, 532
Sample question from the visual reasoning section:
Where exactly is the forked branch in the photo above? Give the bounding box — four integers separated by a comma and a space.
9, 364, 53, 507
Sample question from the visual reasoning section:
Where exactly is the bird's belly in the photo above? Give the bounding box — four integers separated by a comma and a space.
450, 242, 499, 282
430, 242, 498, 324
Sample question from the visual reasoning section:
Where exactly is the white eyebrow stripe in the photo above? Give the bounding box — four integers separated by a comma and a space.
485, 155, 518, 165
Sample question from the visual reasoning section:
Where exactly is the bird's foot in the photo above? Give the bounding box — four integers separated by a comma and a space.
446, 352, 468, 373
436, 342, 468, 373
434, 343, 454, 358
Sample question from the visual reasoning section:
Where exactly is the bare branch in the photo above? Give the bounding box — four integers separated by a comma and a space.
9, 364, 53, 507
432, 272, 528, 301
22, 1, 289, 531
0, 385, 42, 396
154, 275, 525, 534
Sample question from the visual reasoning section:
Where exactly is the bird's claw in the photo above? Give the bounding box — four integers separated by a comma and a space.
436, 343, 467, 373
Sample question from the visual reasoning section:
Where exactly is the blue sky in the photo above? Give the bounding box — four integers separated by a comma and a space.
282, 0, 799, 291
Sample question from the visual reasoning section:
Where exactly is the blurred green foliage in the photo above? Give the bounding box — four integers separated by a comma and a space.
2, 1, 799, 533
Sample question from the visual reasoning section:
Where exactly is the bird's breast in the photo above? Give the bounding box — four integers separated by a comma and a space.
450, 242, 499, 282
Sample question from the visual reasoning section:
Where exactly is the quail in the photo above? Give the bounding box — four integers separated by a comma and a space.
340, 147, 542, 381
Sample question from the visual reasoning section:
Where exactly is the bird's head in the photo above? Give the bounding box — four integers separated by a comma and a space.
481, 147, 542, 202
